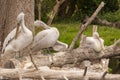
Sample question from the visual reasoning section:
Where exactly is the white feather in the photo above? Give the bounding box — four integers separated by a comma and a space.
32, 20, 59, 52
2, 12, 33, 59
85, 32, 104, 52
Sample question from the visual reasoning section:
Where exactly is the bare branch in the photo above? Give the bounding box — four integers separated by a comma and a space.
69, 2, 105, 51
47, 0, 65, 25
0, 68, 120, 80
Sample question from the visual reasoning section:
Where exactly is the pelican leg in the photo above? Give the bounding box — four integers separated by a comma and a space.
29, 48, 42, 80
29, 48, 39, 70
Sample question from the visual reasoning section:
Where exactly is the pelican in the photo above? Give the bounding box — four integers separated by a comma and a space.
85, 25, 104, 52
1, 12, 33, 60
32, 20, 59, 52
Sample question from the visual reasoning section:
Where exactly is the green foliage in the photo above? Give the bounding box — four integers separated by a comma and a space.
51, 22, 120, 48
75, 0, 119, 21
52, 22, 80, 47
35, 21, 120, 72
103, 0, 119, 12
100, 10, 120, 22
35, 0, 55, 21
35, 0, 120, 22
34, 0, 120, 72
52, 22, 120, 73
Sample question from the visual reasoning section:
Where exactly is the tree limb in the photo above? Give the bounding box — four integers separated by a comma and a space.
0, 68, 120, 80
47, 0, 65, 26
69, 2, 105, 51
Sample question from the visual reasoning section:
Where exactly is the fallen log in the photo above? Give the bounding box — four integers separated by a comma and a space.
93, 16, 120, 28
0, 67, 120, 80
3, 39, 119, 71
1, 1, 120, 80
52, 39, 120, 67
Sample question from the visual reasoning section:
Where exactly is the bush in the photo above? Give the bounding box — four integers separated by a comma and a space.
100, 10, 120, 22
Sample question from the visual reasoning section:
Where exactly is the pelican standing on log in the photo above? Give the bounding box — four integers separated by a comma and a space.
85, 25, 104, 52
1, 12, 33, 60
33, 20, 59, 52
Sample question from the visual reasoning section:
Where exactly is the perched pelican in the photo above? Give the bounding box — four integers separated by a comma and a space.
33, 20, 68, 52
2, 12, 33, 60
85, 25, 104, 52
32, 20, 59, 52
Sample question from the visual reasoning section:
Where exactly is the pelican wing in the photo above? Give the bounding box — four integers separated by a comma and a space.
33, 30, 49, 47
53, 40, 68, 51
2, 27, 21, 52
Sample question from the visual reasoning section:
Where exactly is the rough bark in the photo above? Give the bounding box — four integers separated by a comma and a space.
37, 0, 42, 20
0, 41, 120, 80
2, 39, 120, 70
1, 67, 120, 80
0, 0, 34, 75
0, 0, 34, 46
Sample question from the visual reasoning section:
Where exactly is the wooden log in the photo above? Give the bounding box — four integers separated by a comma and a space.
0, 68, 120, 80
1, 38, 120, 69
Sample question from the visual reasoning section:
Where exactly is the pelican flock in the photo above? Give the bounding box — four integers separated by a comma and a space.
1, 12, 33, 60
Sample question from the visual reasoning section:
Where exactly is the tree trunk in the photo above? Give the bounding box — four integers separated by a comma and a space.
0, 0, 34, 47
0, 0, 34, 79
58, 0, 77, 18
66, 0, 77, 17
47, 0, 65, 26
58, 0, 68, 17
37, 0, 42, 20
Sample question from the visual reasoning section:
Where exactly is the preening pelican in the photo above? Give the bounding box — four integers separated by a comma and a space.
2, 12, 33, 60
85, 25, 104, 52
32, 20, 59, 52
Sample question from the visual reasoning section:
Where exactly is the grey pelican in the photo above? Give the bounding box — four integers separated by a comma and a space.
32, 20, 59, 52
33, 20, 68, 52
85, 25, 104, 52
2, 12, 33, 60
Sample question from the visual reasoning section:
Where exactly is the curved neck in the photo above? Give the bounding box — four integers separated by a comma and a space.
20, 18, 26, 31
41, 22, 50, 29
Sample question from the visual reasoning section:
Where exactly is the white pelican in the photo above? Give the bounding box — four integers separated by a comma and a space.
32, 20, 59, 52
2, 12, 33, 60
85, 25, 104, 52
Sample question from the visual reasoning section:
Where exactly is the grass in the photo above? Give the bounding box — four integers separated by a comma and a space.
52, 22, 120, 47
52, 22, 80, 47
35, 21, 120, 73
52, 22, 120, 73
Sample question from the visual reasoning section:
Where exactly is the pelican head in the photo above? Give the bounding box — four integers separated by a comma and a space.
17, 12, 25, 23
93, 32, 99, 39
34, 20, 50, 29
